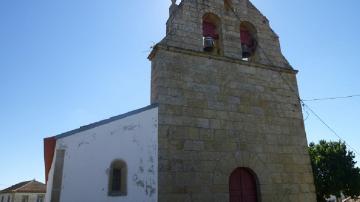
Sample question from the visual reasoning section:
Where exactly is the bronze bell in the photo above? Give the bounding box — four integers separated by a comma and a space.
242, 44, 251, 58
203, 37, 215, 52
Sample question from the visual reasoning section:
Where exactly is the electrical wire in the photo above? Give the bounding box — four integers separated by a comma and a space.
278, 74, 360, 154
302, 94, 360, 102
274, 72, 360, 155
301, 102, 360, 156
277, 72, 360, 155
303, 107, 310, 121
278, 69, 360, 155
274, 69, 360, 155
227, 1, 359, 155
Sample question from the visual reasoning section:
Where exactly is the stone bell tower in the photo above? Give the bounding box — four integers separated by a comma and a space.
149, 0, 316, 201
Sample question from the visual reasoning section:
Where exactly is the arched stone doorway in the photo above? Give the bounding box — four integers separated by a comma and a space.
229, 167, 259, 202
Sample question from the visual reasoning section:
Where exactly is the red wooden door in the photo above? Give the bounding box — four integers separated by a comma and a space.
229, 168, 258, 202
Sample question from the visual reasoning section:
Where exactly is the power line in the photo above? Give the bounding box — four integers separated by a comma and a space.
301, 102, 360, 156
302, 94, 360, 102
276, 71, 360, 155
228, 2, 359, 154
303, 107, 310, 121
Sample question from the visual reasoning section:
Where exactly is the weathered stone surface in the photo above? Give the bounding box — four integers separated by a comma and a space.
161, 0, 291, 69
150, 0, 316, 201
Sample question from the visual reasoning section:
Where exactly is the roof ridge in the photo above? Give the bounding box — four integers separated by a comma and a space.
52, 104, 158, 140
0, 180, 45, 194
13, 181, 32, 192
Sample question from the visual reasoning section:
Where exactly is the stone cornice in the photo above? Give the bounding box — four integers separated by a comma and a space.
148, 44, 298, 74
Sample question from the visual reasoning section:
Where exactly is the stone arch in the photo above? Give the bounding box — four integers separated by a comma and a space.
212, 150, 271, 201
214, 151, 271, 182
202, 12, 223, 55
240, 21, 258, 59
229, 167, 260, 202
108, 159, 127, 196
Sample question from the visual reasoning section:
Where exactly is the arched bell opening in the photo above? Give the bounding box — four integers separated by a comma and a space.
229, 167, 260, 202
202, 13, 222, 55
240, 22, 257, 60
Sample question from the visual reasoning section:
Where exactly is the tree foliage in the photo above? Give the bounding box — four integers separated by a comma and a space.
309, 140, 360, 201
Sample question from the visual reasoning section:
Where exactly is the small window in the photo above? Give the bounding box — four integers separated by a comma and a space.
240, 22, 257, 60
1, 196, 4, 202
112, 168, 122, 191
37, 195, 44, 202
21, 195, 29, 202
108, 160, 127, 196
7, 196, 10, 202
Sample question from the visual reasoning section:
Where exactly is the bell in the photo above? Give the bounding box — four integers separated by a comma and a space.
203, 37, 215, 52
242, 44, 251, 58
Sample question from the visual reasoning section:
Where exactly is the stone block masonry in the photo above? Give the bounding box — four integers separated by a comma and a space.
150, 46, 316, 202
163, 0, 291, 69
150, 0, 317, 201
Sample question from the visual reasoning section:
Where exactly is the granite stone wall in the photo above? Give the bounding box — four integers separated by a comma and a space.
149, 0, 316, 201
162, 0, 290, 68
151, 47, 316, 201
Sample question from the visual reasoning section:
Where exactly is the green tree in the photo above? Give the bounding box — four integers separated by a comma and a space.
309, 140, 360, 202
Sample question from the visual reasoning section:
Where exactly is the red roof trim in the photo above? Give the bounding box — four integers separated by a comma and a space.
44, 137, 56, 183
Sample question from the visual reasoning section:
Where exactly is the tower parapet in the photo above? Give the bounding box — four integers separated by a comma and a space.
152, 0, 290, 69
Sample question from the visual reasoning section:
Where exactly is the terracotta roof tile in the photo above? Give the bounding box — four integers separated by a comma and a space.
0, 180, 45, 194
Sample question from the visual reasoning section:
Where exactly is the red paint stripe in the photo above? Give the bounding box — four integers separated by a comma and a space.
44, 137, 56, 183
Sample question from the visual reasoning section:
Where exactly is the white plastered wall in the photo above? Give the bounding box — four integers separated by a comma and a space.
0, 194, 13, 202
13, 193, 45, 202
45, 107, 158, 202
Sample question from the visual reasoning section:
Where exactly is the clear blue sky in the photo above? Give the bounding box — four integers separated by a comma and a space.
0, 0, 359, 189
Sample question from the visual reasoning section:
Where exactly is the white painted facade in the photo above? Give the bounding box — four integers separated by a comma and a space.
0, 194, 12, 202
45, 106, 158, 202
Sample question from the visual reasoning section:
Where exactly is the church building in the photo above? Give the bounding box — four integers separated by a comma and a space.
44, 0, 317, 201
